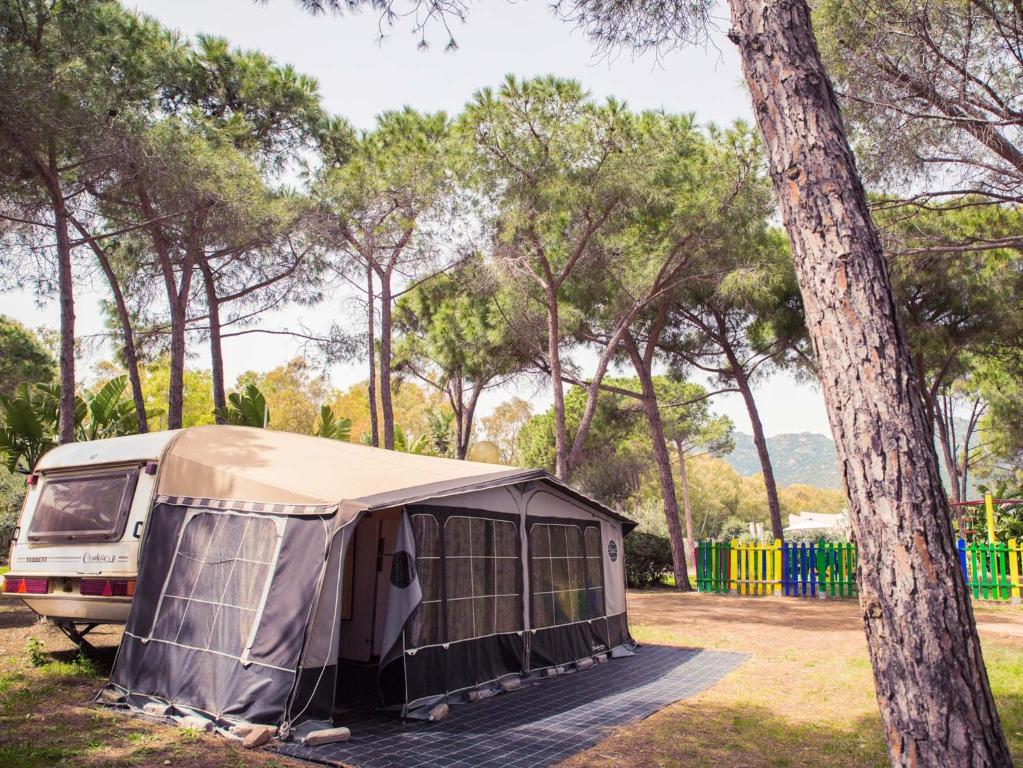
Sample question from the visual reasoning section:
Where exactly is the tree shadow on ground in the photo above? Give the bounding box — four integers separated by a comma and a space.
0, 603, 40, 631
562, 696, 1023, 768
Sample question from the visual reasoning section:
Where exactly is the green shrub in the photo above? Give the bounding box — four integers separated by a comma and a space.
0, 465, 24, 564
25, 637, 46, 668
624, 532, 674, 588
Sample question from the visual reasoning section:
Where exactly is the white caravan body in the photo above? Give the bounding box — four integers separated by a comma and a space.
3, 431, 179, 624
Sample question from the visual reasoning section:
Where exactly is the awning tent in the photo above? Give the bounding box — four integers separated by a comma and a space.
101, 426, 635, 739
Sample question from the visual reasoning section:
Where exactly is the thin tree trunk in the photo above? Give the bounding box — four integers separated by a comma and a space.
378, 269, 395, 450
366, 262, 379, 447
625, 335, 691, 591
452, 376, 465, 459
546, 285, 568, 480
47, 161, 76, 444
460, 384, 483, 460
198, 258, 227, 423
140, 189, 193, 431
164, 235, 197, 431
675, 439, 696, 567
87, 235, 148, 433
728, 1, 1010, 763
727, 353, 784, 540
933, 407, 961, 504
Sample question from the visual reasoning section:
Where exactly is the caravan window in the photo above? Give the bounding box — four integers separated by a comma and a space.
529, 523, 605, 629
28, 468, 139, 543
150, 512, 279, 659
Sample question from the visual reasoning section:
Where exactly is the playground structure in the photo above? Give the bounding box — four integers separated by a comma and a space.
696, 495, 1023, 603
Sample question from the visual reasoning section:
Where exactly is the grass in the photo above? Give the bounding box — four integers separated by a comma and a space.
1, 594, 1021, 767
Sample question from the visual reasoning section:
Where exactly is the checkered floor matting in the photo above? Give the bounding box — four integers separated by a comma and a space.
275, 645, 747, 768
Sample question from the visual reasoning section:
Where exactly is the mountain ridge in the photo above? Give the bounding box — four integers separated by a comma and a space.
723, 431, 842, 489
724, 429, 982, 497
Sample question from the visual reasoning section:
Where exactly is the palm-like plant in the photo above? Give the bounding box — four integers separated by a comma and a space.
0, 376, 137, 472
79, 377, 136, 441
215, 384, 270, 427
313, 405, 352, 441
0, 384, 59, 473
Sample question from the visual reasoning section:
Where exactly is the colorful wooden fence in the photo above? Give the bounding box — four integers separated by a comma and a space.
696, 538, 1022, 602
958, 539, 1022, 601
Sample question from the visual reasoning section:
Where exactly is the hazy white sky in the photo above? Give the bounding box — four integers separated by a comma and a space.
2, 0, 834, 437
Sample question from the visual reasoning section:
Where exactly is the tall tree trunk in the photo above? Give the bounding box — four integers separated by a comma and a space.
546, 286, 568, 480
451, 376, 465, 459
198, 258, 227, 423
675, 439, 696, 567
366, 262, 379, 447
728, 1, 1011, 763
726, 352, 784, 540
47, 165, 76, 445
378, 270, 395, 450
933, 409, 962, 504
141, 189, 193, 431
625, 335, 691, 591
89, 237, 148, 433
460, 384, 483, 460
164, 237, 197, 431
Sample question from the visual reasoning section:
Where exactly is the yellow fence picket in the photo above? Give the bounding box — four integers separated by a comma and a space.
730, 539, 739, 593
773, 539, 782, 595
1010, 538, 1021, 602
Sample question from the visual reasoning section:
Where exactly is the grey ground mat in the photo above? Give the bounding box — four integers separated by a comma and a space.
275, 645, 748, 768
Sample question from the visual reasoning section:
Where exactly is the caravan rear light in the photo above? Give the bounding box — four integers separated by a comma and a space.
3, 577, 49, 594
26, 474, 38, 487
80, 579, 135, 597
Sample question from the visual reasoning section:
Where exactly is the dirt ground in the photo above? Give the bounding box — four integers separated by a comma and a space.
1, 591, 1021, 767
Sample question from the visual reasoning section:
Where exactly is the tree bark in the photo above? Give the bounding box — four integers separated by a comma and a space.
728, 1, 1011, 763
546, 285, 569, 480
198, 257, 227, 423
378, 268, 395, 450
727, 351, 785, 540
625, 334, 691, 591
366, 263, 379, 447
675, 439, 696, 567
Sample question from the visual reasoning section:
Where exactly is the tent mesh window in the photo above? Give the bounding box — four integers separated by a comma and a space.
149, 511, 278, 659
409, 514, 443, 646
530, 523, 605, 629
407, 513, 522, 647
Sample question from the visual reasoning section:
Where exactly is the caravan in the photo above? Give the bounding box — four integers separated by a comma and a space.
2, 431, 179, 645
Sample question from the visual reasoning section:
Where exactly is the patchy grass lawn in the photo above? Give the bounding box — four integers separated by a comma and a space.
563, 591, 1023, 768
0, 599, 305, 768
0, 592, 1021, 767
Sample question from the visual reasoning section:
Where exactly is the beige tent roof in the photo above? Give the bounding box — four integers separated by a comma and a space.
156, 426, 633, 528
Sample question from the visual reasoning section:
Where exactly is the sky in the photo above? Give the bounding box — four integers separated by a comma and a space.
2, 0, 834, 438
